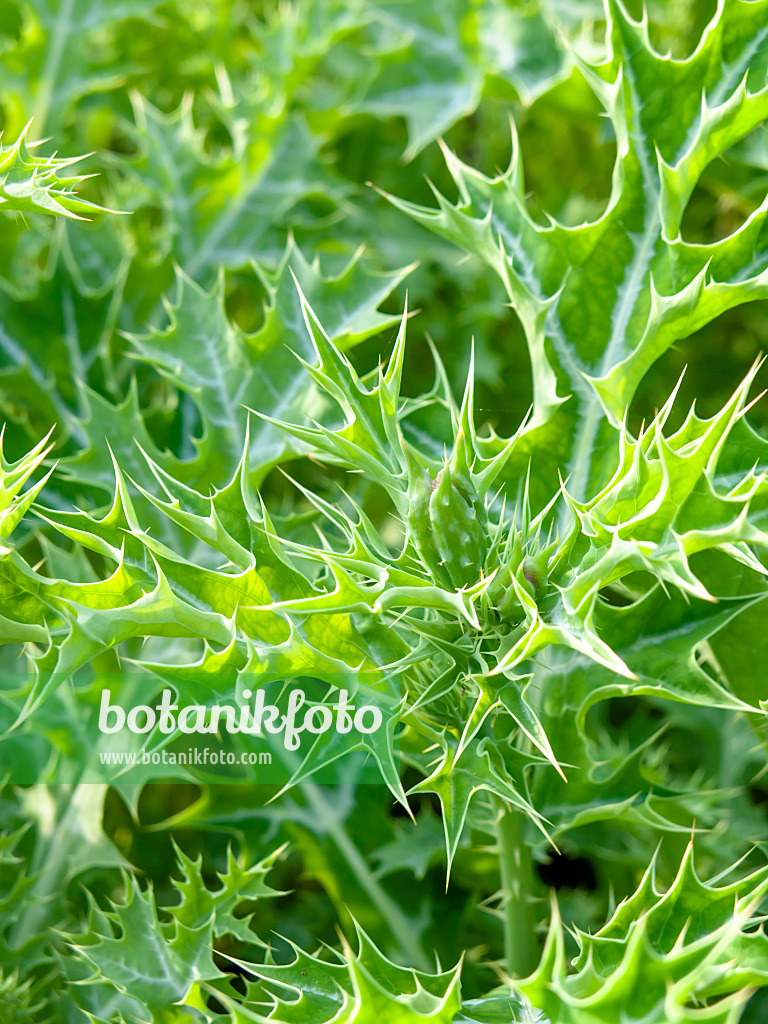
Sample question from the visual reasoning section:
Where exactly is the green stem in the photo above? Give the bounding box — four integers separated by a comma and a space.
32, 0, 74, 139
300, 778, 430, 971
10, 782, 92, 949
272, 744, 429, 971
495, 795, 538, 978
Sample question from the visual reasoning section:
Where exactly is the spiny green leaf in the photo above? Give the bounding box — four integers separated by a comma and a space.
0, 123, 116, 219
517, 841, 768, 1023
223, 922, 462, 1023
382, 0, 768, 506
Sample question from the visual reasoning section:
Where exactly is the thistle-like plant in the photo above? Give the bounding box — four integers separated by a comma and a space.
0, 123, 112, 220
3, 1, 768, 1022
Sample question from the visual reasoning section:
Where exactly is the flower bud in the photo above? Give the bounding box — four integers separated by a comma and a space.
406, 461, 488, 589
